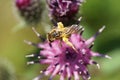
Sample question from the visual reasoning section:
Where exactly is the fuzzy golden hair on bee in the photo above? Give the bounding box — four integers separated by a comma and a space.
47, 21, 83, 53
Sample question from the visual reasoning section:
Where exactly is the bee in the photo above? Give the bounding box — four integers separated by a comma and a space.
47, 21, 83, 52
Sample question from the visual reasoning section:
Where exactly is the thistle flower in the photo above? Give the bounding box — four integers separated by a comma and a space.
25, 25, 111, 80
15, 0, 42, 25
47, 0, 84, 26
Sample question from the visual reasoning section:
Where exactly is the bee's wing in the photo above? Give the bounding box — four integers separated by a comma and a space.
65, 25, 83, 35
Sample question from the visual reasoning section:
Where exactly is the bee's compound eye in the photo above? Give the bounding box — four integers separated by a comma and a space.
52, 31, 58, 37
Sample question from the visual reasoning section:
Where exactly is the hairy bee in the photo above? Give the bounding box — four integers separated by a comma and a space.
47, 22, 83, 52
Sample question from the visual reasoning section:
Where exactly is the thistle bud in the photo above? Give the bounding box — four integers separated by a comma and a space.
47, 0, 84, 26
15, 0, 42, 25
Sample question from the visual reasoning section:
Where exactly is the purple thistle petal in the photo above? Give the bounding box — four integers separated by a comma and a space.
60, 72, 65, 80
33, 73, 44, 80
50, 64, 61, 79
40, 59, 53, 64
66, 67, 72, 79
73, 70, 80, 80
85, 26, 105, 46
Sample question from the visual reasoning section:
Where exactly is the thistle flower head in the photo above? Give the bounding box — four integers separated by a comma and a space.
25, 24, 111, 80
47, 0, 84, 26
15, 0, 42, 25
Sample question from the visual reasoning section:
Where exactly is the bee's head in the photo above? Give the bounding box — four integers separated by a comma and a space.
47, 29, 61, 42
47, 31, 56, 42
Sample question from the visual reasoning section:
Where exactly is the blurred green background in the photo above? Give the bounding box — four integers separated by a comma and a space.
0, 0, 120, 80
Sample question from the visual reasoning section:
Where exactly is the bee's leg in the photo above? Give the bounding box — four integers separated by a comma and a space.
62, 37, 78, 53
59, 40, 63, 47
49, 42, 52, 47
